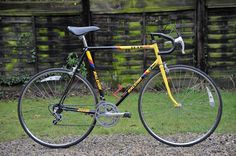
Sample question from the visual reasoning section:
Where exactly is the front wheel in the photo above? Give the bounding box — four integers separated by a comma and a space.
18, 68, 98, 148
138, 65, 222, 146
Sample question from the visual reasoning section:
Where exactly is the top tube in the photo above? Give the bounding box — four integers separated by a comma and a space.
87, 45, 154, 50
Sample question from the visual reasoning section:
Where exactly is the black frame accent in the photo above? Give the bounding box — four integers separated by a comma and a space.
58, 47, 88, 105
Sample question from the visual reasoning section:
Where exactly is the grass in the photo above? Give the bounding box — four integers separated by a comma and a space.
0, 91, 235, 142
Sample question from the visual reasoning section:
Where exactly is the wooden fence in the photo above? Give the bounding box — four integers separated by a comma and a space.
0, 15, 82, 74
0, 1, 235, 98
90, 7, 236, 88
91, 10, 195, 85
207, 8, 236, 88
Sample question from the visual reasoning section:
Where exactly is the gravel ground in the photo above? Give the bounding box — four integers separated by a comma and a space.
0, 134, 235, 156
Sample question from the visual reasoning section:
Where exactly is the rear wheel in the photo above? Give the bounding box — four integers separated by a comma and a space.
18, 68, 97, 148
138, 65, 222, 146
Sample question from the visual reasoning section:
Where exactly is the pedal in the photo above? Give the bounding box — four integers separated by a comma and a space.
123, 112, 131, 118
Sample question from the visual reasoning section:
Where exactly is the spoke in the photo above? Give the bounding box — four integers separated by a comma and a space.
33, 83, 47, 99
54, 77, 57, 97
187, 93, 212, 107
180, 78, 204, 103
46, 81, 56, 98
40, 82, 53, 99
182, 70, 187, 92
181, 107, 214, 120
186, 72, 194, 91
169, 74, 178, 94
142, 107, 175, 117
56, 124, 92, 127
26, 87, 37, 99
184, 98, 208, 106
63, 74, 71, 95
76, 81, 85, 92
64, 104, 95, 107
146, 85, 158, 92
69, 78, 81, 94
59, 74, 62, 95
152, 74, 167, 92
178, 69, 182, 94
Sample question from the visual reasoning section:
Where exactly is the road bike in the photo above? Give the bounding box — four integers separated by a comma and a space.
18, 26, 222, 148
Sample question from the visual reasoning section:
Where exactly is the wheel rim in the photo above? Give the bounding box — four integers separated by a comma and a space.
18, 69, 97, 147
139, 66, 222, 146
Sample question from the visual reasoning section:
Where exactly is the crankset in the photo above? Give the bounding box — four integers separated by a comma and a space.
95, 101, 131, 128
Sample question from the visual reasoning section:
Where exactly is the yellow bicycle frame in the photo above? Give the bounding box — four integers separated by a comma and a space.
86, 43, 181, 108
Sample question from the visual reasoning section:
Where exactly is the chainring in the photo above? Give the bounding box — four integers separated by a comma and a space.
95, 101, 120, 128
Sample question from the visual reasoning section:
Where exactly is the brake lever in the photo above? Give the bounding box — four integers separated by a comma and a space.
174, 36, 185, 54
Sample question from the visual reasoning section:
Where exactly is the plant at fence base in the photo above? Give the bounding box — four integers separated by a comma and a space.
0, 74, 30, 86
66, 52, 87, 77
30, 48, 37, 63
0, 91, 4, 99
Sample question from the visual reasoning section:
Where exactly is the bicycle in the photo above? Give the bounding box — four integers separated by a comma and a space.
18, 26, 222, 148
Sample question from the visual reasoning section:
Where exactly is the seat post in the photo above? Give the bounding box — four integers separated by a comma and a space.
81, 35, 88, 48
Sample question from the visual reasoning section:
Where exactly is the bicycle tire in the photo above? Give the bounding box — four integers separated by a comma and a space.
138, 65, 222, 146
18, 68, 98, 148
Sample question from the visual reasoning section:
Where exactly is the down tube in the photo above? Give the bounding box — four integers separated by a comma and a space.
115, 60, 158, 106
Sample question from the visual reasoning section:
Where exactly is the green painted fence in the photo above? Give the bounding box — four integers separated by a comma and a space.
0, 0, 235, 98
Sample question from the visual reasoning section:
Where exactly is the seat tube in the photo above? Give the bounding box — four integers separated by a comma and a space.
86, 50, 105, 101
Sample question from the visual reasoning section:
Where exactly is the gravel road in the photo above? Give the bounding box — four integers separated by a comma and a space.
0, 134, 235, 156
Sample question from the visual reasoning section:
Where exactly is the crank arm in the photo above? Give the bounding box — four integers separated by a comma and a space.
99, 112, 131, 118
